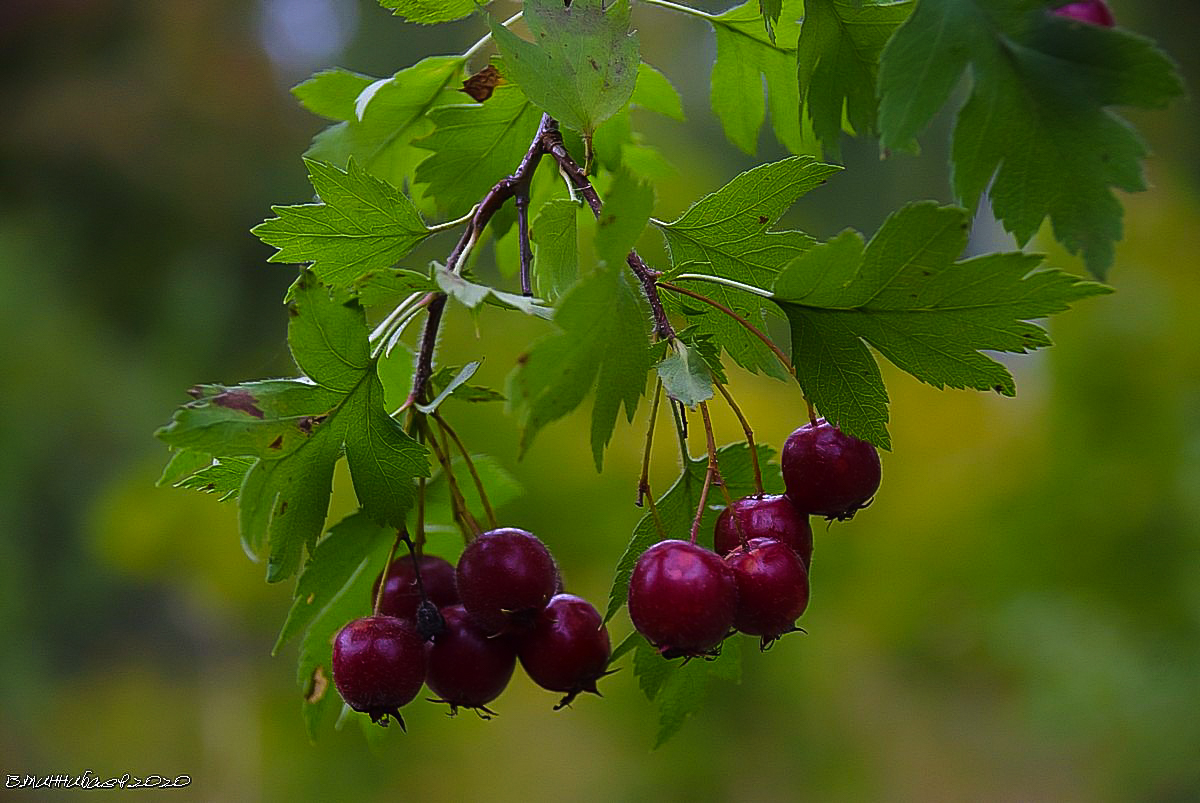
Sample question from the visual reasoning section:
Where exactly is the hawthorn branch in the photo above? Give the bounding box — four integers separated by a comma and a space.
539, 120, 676, 341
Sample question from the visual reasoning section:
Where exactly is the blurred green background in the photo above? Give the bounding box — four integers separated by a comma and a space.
2, 1, 1198, 800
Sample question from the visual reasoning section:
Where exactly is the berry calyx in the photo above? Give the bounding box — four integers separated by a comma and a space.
518, 594, 612, 708
1053, 1, 1115, 26
724, 538, 810, 648
781, 418, 881, 520
332, 615, 426, 728
627, 540, 738, 657
714, 494, 813, 568
425, 605, 517, 717
456, 527, 559, 635
373, 554, 458, 620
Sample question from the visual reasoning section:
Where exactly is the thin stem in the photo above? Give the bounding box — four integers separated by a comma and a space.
689, 454, 715, 545
415, 476, 427, 551
670, 398, 690, 466
433, 411, 499, 530
807, 399, 818, 425
427, 205, 479, 234
462, 10, 522, 63
657, 280, 793, 375
637, 379, 664, 507
422, 418, 480, 542
641, 0, 714, 21
372, 529, 406, 615
670, 272, 774, 299
699, 401, 743, 548
713, 381, 763, 495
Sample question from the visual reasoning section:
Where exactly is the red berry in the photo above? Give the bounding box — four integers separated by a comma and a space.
1053, 1, 1115, 26
781, 418, 881, 520
714, 494, 813, 568
456, 527, 559, 635
724, 539, 810, 646
518, 594, 612, 707
372, 554, 458, 619
332, 615, 426, 728
628, 540, 738, 656
425, 605, 517, 716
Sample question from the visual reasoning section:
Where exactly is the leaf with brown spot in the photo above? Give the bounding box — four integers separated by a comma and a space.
461, 64, 504, 102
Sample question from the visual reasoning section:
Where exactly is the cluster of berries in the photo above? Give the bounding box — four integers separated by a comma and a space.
332, 528, 611, 728
628, 419, 881, 655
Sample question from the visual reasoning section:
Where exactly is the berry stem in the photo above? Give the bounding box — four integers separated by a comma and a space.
657, 280, 792, 375
373, 528, 407, 616
432, 411, 499, 530
712, 381, 763, 495
688, 402, 723, 545
806, 399, 818, 425
421, 417, 481, 542
637, 379, 664, 507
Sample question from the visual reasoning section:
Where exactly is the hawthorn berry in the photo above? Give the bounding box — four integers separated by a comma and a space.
628, 540, 738, 656
518, 594, 612, 707
372, 554, 458, 620
456, 527, 559, 635
425, 605, 517, 716
781, 418, 881, 520
714, 494, 813, 568
1053, 0, 1115, 26
332, 615, 426, 728
724, 538, 810, 646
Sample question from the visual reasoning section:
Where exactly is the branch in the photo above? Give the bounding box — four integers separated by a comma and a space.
539, 120, 676, 341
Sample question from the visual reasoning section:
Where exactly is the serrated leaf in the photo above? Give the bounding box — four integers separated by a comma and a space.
675, 326, 728, 384
433, 264, 553, 318
631, 63, 684, 122
302, 56, 465, 195
878, 0, 1182, 277
771, 202, 1111, 448
531, 198, 579, 301
605, 442, 781, 622
657, 341, 714, 408
658, 157, 840, 379
158, 273, 429, 582
252, 159, 432, 290
414, 85, 544, 217
490, 0, 639, 135
633, 635, 743, 748
710, 0, 807, 154
275, 511, 393, 654
507, 264, 650, 471
796, 0, 914, 160
175, 457, 254, 502
594, 171, 653, 270
379, 0, 483, 24
157, 449, 214, 488
429, 364, 506, 405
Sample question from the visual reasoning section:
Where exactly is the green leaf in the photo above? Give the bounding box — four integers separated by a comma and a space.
292, 69, 374, 121
252, 159, 432, 290
379, 0, 483, 24
414, 84, 544, 217
433, 264, 553, 318
631, 63, 685, 122
158, 274, 429, 582
174, 457, 254, 502
507, 263, 651, 471
157, 448, 215, 488
595, 171, 653, 269
416, 360, 482, 414
301, 56, 465, 196
658, 156, 841, 379
796, 0, 914, 159
353, 268, 436, 308
531, 198, 579, 301
490, 0, 639, 135
294, 513, 393, 739
275, 511, 393, 654
759, 0, 784, 42
605, 442, 781, 622
633, 633, 743, 747
710, 0, 807, 154
878, 0, 1183, 277
771, 202, 1112, 448
429, 364, 506, 405
657, 340, 714, 408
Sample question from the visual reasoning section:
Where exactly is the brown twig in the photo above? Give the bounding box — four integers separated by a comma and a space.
713, 381, 763, 495
432, 411, 499, 530
637, 379, 664, 507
